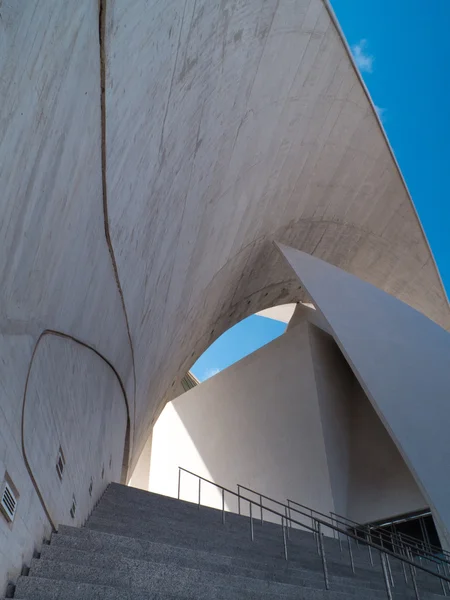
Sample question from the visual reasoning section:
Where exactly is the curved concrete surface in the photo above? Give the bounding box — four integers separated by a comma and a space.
278, 243, 450, 548
104, 0, 449, 459
1, 0, 449, 476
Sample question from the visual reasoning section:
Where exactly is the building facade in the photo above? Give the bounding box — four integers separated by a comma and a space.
0, 0, 449, 592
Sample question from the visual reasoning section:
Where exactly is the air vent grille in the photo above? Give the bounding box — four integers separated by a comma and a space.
1, 481, 17, 522
56, 447, 65, 481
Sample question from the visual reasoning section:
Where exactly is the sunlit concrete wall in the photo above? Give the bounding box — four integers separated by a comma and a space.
150, 322, 338, 526
149, 317, 426, 531
278, 244, 450, 548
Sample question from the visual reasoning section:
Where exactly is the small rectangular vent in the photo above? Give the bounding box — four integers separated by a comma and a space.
1, 479, 18, 523
70, 495, 76, 519
56, 447, 65, 481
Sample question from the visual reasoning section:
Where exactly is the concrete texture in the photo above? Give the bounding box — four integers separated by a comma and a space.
13, 484, 448, 600
149, 317, 426, 530
24, 335, 127, 528
277, 244, 450, 548
150, 322, 338, 523
104, 0, 450, 468
1, 0, 450, 592
348, 384, 427, 525
0, 333, 127, 591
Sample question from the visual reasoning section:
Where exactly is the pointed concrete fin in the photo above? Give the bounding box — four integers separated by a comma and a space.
275, 242, 450, 548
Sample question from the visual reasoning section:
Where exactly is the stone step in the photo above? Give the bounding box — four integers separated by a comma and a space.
13, 575, 126, 600
84, 515, 387, 584
27, 555, 406, 600
41, 539, 393, 596
88, 504, 441, 583
84, 511, 445, 595
93, 492, 415, 569
54, 525, 389, 589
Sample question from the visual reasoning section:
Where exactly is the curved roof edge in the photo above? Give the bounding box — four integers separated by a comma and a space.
323, 0, 449, 308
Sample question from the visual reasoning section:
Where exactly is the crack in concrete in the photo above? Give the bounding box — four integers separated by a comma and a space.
99, 0, 137, 463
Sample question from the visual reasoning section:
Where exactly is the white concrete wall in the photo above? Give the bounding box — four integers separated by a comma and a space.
105, 0, 450, 471
0, 334, 127, 592
149, 313, 429, 535
309, 325, 354, 516
2, 0, 449, 589
0, 4, 133, 591
150, 322, 338, 527
348, 384, 427, 524
278, 244, 450, 547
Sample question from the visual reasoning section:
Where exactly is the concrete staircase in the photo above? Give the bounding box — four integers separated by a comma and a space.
11, 483, 447, 599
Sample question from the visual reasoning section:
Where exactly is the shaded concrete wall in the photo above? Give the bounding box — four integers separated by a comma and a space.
348, 384, 427, 524
150, 322, 337, 525
0, 334, 127, 592
149, 318, 427, 532
104, 0, 450, 471
0, 4, 133, 591
2, 0, 449, 590
309, 325, 354, 516
278, 244, 450, 548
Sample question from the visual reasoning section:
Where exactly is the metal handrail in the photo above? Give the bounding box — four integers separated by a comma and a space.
178, 467, 450, 599
287, 498, 450, 571
330, 510, 450, 564
285, 496, 447, 572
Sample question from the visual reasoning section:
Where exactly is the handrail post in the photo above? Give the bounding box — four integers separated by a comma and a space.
366, 532, 374, 566
381, 552, 393, 600
318, 523, 329, 590
282, 516, 288, 561
386, 553, 394, 588
314, 520, 321, 556
222, 488, 225, 524
285, 505, 290, 540
437, 564, 447, 596
177, 468, 181, 500
260, 494, 263, 525
198, 478, 201, 510
348, 536, 355, 573
400, 546, 408, 584
237, 485, 241, 515
407, 547, 420, 600
249, 502, 254, 541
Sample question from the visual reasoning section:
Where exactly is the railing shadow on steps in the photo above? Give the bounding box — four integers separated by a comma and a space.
238, 482, 450, 579
241, 482, 450, 598
178, 467, 450, 600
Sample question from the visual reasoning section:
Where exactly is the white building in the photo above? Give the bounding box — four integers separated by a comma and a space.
0, 0, 449, 592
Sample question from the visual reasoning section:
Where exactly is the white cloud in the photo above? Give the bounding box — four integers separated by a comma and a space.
374, 105, 386, 123
351, 39, 374, 73
202, 367, 220, 381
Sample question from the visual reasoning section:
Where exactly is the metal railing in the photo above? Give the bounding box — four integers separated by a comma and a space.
329, 509, 450, 566
177, 468, 450, 599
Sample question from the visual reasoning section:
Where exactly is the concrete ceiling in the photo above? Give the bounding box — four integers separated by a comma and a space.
104, 0, 450, 464
1, 0, 449, 475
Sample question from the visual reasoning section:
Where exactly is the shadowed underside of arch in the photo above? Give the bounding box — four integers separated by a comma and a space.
0, 0, 448, 478
103, 0, 450, 466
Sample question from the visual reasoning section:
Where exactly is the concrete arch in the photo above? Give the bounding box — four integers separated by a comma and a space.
104, 0, 449, 467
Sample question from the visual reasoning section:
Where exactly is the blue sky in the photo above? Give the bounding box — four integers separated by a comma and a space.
331, 0, 450, 290
191, 315, 286, 381
192, 1, 450, 382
